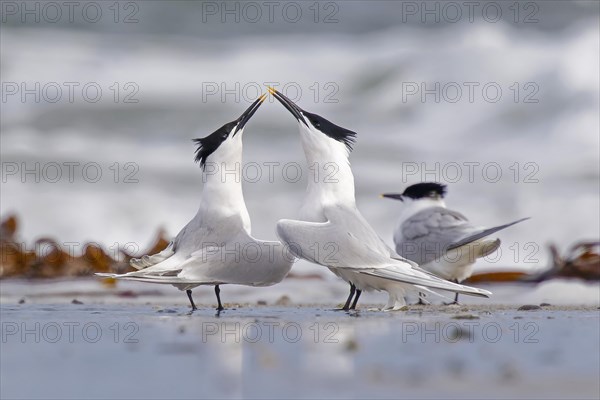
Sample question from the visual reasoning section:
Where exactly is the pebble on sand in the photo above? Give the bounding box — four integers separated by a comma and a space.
275, 295, 291, 306
451, 314, 480, 320
518, 304, 541, 311
344, 339, 359, 352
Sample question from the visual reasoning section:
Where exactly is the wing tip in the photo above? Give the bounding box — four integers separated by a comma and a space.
359, 269, 493, 298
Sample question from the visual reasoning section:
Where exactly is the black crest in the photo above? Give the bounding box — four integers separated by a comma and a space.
303, 111, 357, 151
402, 182, 447, 199
193, 121, 236, 168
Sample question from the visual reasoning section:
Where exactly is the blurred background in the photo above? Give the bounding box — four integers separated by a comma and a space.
1, 0, 599, 276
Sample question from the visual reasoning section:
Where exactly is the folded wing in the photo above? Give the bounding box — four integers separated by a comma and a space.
97, 229, 292, 288
398, 207, 473, 264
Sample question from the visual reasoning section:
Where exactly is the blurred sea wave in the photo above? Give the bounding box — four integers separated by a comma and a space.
1, 1, 599, 276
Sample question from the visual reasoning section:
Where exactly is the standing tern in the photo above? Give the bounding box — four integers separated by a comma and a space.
382, 182, 529, 303
268, 87, 492, 310
97, 95, 293, 311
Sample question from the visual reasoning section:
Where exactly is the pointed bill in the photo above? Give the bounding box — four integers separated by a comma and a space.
237, 93, 267, 132
381, 193, 404, 201
268, 86, 308, 126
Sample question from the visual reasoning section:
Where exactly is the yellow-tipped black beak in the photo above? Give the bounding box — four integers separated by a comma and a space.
268, 87, 308, 126
381, 193, 404, 202
237, 93, 266, 132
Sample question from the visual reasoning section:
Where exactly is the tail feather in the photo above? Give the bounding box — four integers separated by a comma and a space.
121, 252, 186, 278
130, 242, 175, 270
95, 251, 184, 281
94, 272, 211, 291
360, 268, 492, 298
95, 272, 213, 285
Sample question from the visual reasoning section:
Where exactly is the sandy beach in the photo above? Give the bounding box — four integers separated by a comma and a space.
1, 278, 598, 399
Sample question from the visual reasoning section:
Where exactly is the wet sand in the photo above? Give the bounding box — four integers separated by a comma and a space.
1, 279, 599, 399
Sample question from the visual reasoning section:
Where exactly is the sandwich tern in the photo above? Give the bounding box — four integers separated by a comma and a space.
382, 182, 529, 303
97, 95, 293, 311
268, 87, 492, 310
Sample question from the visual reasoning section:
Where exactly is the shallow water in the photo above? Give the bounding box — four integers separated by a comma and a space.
2, 303, 599, 399
1, 279, 599, 399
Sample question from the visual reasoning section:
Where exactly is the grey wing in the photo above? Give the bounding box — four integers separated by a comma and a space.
397, 207, 475, 264
128, 224, 195, 270
172, 213, 247, 254
277, 205, 392, 269
129, 241, 175, 270
177, 229, 293, 286
128, 213, 246, 272
128, 219, 197, 270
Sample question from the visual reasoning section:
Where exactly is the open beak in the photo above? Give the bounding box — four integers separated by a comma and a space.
236, 93, 267, 132
268, 87, 308, 126
381, 193, 404, 202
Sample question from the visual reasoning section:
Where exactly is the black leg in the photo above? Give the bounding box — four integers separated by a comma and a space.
341, 284, 356, 311
417, 292, 426, 305
186, 289, 197, 311
453, 279, 460, 304
350, 289, 362, 310
215, 285, 224, 311
445, 280, 460, 305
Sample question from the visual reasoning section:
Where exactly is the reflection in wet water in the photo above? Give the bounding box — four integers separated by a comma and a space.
1, 304, 598, 398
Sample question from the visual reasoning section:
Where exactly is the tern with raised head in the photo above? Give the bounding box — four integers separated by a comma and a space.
97, 95, 293, 311
269, 87, 492, 310
382, 182, 529, 303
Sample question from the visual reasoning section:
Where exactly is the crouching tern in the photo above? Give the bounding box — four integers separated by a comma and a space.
268, 87, 491, 310
97, 95, 293, 311
382, 182, 529, 303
